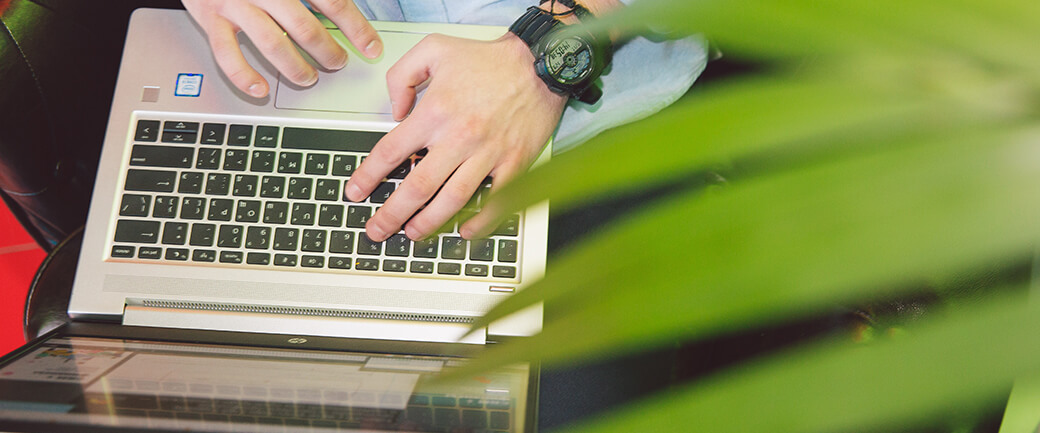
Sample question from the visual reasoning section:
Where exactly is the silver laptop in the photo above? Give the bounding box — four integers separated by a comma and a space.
0, 7, 546, 432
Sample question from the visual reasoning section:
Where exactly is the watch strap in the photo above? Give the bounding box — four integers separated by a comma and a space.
508, 7, 560, 47
539, 0, 592, 20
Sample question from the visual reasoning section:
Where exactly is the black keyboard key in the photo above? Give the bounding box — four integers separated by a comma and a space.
223, 149, 249, 171
112, 393, 159, 410
414, 238, 438, 258
371, 182, 395, 203
470, 239, 494, 261
273, 228, 299, 251
179, 172, 204, 194
383, 259, 406, 272
385, 234, 410, 257
291, 203, 316, 225
357, 235, 382, 255
314, 178, 340, 201
329, 231, 355, 253
130, 145, 194, 168
208, 198, 234, 221
263, 202, 289, 224
206, 173, 231, 195
287, 177, 312, 199
462, 410, 488, 429
305, 154, 330, 175
153, 195, 178, 218
410, 261, 433, 274
278, 152, 303, 173
274, 254, 297, 267
254, 126, 279, 148
437, 262, 461, 275
115, 220, 160, 243
301, 229, 326, 252
355, 258, 379, 271
246, 252, 270, 265
281, 127, 384, 153
180, 197, 206, 220
162, 222, 188, 245
235, 200, 262, 223
112, 245, 135, 258
233, 174, 258, 197
119, 194, 150, 217
161, 120, 199, 143
190, 224, 216, 245
139, 247, 162, 259
489, 411, 510, 430
388, 161, 410, 179
434, 408, 460, 428
346, 206, 371, 228
318, 203, 344, 226
135, 120, 160, 142
493, 214, 521, 236
301, 255, 325, 268
196, 148, 222, 170
498, 239, 518, 262
193, 249, 217, 262
219, 251, 243, 263
459, 398, 483, 408
331, 154, 357, 176
250, 150, 276, 172
441, 237, 467, 260
245, 226, 271, 249
259, 176, 286, 198
125, 169, 176, 192
217, 225, 244, 248
200, 123, 226, 145
228, 124, 253, 146
165, 248, 189, 261
486, 399, 511, 410
493, 266, 517, 279
329, 256, 351, 269
465, 264, 489, 277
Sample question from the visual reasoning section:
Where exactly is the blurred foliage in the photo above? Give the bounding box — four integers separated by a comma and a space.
465, 0, 1040, 431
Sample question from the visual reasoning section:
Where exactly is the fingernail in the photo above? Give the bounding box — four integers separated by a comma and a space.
331, 52, 348, 70
367, 227, 385, 242
302, 72, 318, 87
247, 82, 265, 98
405, 225, 422, 241
364, 39, 382, 58
346, 184, 364, 202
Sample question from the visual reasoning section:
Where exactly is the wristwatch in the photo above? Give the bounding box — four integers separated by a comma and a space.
508, 6, 611, 104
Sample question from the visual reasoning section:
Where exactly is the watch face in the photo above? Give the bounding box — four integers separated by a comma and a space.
545, 36, 593, 85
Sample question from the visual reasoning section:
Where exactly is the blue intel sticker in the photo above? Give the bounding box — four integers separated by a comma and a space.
174, 73, 203, 97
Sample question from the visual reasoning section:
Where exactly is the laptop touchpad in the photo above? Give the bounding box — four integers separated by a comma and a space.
274, 30, 427, 115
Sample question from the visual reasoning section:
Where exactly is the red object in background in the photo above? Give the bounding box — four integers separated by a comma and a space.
0, 201, 45, 356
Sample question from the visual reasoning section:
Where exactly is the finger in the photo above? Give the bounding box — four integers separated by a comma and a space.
345, 118, 427, 203
309, 0, 383, 58
263, 0, 347, 70
204, 17, 270, 98
404, 156, 494, 241
384, 35, 440, 120
231, 3, 318, 86
365, 149, 468, 242
460, 157, 529, 239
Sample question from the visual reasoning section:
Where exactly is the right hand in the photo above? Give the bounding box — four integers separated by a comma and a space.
182, 0, 382, 98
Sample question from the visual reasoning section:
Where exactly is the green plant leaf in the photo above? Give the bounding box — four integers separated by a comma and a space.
464, 125, 1040, 377
560, 289, 1035, 433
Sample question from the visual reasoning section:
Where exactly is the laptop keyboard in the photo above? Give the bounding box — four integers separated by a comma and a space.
109, 117, 523, 283
85, 391, 515, 432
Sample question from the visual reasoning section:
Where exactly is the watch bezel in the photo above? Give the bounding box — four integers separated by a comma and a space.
541, 33, 597, 86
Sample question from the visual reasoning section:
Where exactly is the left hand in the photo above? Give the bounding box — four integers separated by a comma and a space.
345, 32, 566, 242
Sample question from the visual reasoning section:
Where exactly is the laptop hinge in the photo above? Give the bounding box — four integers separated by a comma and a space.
123, 300, 487, 344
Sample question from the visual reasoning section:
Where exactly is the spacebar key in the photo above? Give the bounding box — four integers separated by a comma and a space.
281, 127, 385, 153
114, 220, 161, 243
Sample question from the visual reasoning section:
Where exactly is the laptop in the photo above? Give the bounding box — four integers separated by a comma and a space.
0, 7, 548, 432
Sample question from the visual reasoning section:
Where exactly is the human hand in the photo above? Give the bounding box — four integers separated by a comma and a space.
344, 33, 566, 242
182, 0, 381, 98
